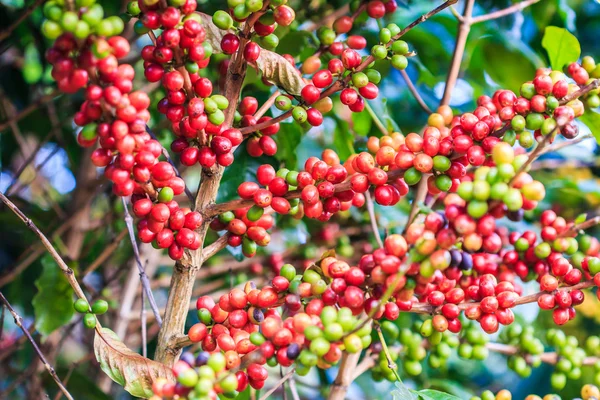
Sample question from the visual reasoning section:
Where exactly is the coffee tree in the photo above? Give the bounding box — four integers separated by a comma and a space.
2, 0, 600, 399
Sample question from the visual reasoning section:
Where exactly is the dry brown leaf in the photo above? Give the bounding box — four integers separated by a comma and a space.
94, 328, 174, 398
256, 50, 306, 95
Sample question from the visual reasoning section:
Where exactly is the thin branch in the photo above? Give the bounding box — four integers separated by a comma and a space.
0, 291, 74, 400
471, 0, 541, 24
202, 234, 231, 260
364, 101, 389, 135
400, 70, 433, 114
0, 0, 45, 43
409, 279, 595, 314
302, 4, 350, 31
441, 0, 475, 106
508, 134, 552, 186
560, 79, 600, 104
82, 228, 128, 276
404, 174, 430, 232
141, 287, 147, 358
0, 90, 60, 133
537, 133, 593, 156
258, 369, 296, 400
0, 191, 88, 300
561, 216, 600, 237
121, 197, 163, 327
365, 192, 384, 249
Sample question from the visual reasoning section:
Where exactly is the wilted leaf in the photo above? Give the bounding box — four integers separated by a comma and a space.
32, 254, 74, 336
94, 328, 174, 398
256, 50, 305, 95
198, 12, 228, 54
542, 26, 581, 71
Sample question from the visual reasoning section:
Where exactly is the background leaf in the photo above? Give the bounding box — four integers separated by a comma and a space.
94, 328, 174, 399
579, 111, 600, 144
417, 389, 463, 400
32, 254, 74, 336
542, 26, 581, 70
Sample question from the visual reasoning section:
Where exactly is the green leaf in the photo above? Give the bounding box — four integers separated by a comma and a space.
217, 148, 277, 203
277, 30, 317, 61
417, 389, 462, 400
579, 111, 600, 144
275, 122, 305, 170
542, 26, 581, 71
392, 382, 418, 400
94, 328, 174, 398
351, 109, 373, 136
32, 254, 74, 336
470, 36, 540, 93
333, 118, 355, 160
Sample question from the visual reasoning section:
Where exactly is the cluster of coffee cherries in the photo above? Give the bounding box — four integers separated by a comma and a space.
72, 298, 109, 330
498, 323, 544, 377
158, 262, 374, 398
43, 2, 200, 260
472, 384, 600, 400
545, 329, 589, 390
129, 1, 247, 170
132, 193, 204, 260
151, 350, 243, 399
42, 0, 124, 42
209, 207, 275, 258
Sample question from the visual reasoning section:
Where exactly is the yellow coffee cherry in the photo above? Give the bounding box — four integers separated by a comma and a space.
525, 396, 542, 400
582, 384, 600, 399
496, 389, 512, 400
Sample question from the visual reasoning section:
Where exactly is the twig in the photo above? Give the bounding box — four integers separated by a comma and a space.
537, 133, 593, 156
560, 216, 600, 237
365, 192, 383, 249
364, 101, 389, 135
0, 291, 74, 400
560, 79, 600, 104
206, 169, 405, 217
254, 90, 281, 120
375, 325, 401, 381
404, 174, 430, 232
121, 197, 163, 327
0, 0, 45, 43
441, 0, 475, 106
0, 90, 60, 133
471, 0, 540, 24
259, 369, 296, 400
82, 228, 128, 276
409, 279, 595, 314
141, 287, 147, 358
302, 4, 350, 31
508, 134, 552, 186
0, 191, 88, 300
202, 234, 231, 260
400, 70, 433, 114
288, 376, 301, 400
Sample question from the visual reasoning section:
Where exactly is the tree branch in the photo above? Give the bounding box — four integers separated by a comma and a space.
471, 0, 540, 24
0, 291, 74, 400
441, 0, 475, 106
122, 198, 163, 326
400, 70, 433, 114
